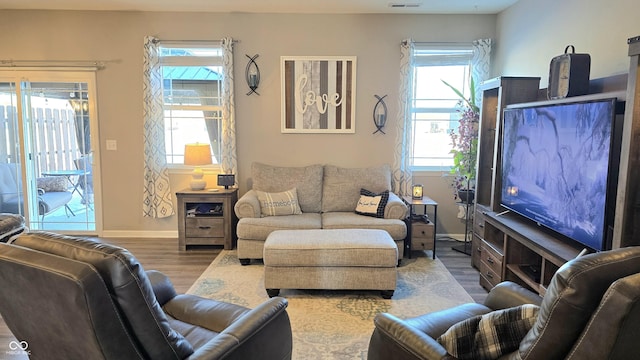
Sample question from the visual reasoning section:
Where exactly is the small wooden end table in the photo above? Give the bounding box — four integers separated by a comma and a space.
176, 188, 238, 251
403, 195, 438, 259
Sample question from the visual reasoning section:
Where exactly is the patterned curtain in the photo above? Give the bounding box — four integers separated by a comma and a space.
142, 36, 174, 218
220, 38, 238, 181
392, 39, 415, 197
471, 38, 493, 107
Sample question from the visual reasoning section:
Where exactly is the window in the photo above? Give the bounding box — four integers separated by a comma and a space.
159, 43, 223, 165
411, 46, 473, 170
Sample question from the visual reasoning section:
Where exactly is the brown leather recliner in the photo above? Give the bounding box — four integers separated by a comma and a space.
367, 246, 640, 360
0, 231, 293, 360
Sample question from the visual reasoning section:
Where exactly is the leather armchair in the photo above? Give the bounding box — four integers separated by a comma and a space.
0, 231, 293, 360
367, 246, 640, 360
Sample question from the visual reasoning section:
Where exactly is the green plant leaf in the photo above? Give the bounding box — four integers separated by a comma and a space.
441, 79, 477, 111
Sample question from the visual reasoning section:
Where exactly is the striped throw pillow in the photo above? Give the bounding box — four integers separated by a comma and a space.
256, 188, 303, 217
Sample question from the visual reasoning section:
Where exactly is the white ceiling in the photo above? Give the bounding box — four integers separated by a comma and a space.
0, 0, 519, 15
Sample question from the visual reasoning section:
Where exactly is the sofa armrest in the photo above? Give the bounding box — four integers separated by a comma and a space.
403, 303, 492, 339
384, 192, 409, 220
146, 270, 178, 306
483, 281, 543, 310
234, 190, 262, 219
185, 297, 292, 360
368, 313, 456, 360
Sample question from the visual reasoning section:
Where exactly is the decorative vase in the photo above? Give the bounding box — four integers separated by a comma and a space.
457, 189, 475, 203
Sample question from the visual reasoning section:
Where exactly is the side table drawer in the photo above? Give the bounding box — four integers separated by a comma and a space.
411, 221, 434, 250
412, 221, 434, 238
185, 217, 224, 238
412, 238, 434, 251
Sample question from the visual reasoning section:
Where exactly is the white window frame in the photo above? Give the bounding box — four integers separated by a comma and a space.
159, 42, 224, 169
411, 44, 473, 172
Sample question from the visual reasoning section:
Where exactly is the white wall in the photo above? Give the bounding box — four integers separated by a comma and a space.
495, 0, 637, 85
0, 10, 495, 235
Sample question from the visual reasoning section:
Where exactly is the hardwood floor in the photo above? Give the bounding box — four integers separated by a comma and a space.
0, 236, 486, 356
435, 238, 488, 303
98, 237, 221, 293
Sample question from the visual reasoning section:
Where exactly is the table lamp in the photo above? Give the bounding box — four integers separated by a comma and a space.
184, 143, 212, 190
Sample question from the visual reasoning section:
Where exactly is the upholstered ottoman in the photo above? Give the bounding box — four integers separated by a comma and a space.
263, 229, 398, 299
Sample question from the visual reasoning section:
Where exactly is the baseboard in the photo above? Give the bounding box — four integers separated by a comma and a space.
101, 230, 178, 238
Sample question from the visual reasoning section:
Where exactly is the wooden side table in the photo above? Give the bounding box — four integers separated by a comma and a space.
176, 188, 238, 251
403, 195, 438, 259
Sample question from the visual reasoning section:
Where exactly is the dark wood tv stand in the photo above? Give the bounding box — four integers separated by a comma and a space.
478, 210, 583, 295
472, 38, 640, 294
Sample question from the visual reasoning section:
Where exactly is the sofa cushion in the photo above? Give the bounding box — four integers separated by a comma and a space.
13, 232, 194, 360
355, 189, 389, 218
237, 213, 323, 240
321, 212, 407, 240
164, 294, 251, 350
36, 176, 68, 192
256, 188, 302, 217
322, 164, 392, 213
263, 229, 397, 268
252, 162, 323, 213
39, 191, 73, 214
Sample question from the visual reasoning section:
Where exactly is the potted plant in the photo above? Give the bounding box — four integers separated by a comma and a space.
443, 78, 480, 202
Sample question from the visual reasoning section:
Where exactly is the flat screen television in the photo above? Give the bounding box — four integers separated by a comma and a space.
500, 98, 621, 251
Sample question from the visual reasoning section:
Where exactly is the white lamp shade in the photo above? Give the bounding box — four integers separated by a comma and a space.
184, 143, 212, 166
184, 143, 212, 190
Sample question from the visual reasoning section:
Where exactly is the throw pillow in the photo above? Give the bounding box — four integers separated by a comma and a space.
36, 177, 68, 192
437, 304, 540, 360
256, 188, 303, 217
355, 188, 389, 218
251, 162, 323, 213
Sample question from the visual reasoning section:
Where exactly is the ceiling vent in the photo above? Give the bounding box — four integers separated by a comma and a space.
389, 2, 422, 8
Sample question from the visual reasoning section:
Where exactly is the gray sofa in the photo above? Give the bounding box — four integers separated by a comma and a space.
234, 163, 409, 264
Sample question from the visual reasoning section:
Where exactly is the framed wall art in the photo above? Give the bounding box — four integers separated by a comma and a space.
281, 56, 357, 133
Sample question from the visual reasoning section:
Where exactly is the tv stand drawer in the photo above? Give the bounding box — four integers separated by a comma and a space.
481, 211, 583, 296
480, 241, 502, 276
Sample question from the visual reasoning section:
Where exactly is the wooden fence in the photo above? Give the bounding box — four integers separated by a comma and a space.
0, 105, 82, 175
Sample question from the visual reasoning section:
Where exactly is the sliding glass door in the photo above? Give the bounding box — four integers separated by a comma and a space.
0, 71, 100, 233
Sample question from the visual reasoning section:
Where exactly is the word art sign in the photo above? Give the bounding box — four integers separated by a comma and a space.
281, 56, 357, 133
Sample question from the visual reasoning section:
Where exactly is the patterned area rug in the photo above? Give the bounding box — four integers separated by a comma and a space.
187, 250, 473, 360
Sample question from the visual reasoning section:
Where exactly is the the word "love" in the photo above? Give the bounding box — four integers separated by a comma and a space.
295, 75, 343, 114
